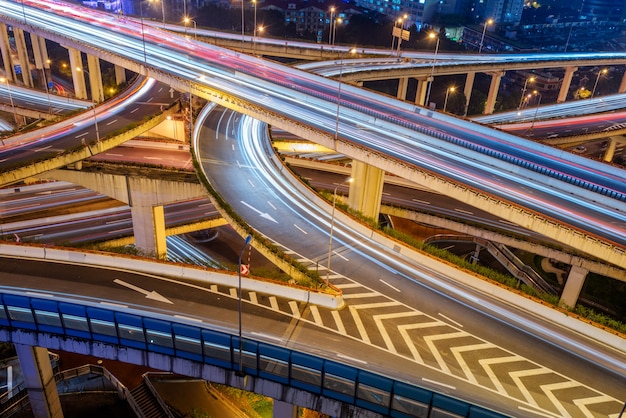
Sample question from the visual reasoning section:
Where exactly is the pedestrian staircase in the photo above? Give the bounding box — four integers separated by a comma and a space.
130, 381, 172, 418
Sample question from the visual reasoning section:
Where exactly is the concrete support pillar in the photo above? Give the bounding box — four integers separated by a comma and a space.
618, 72, 626, 94
14, 344, 63, 418
602, 137, 617, 162
355, 80, 363, 87
483, 71, 504, 115
273, 400, 297, 418
463, 72, 475, 116
347, 161, 384, 221
68, 48, 88, 99
130, 204, 167, 259
87, 55, 104, 103
396, 77, 409, 100
414, 77, 428, 106
31, 35, 51, 91
13, 27, 33, 87
0, 23, 15, 81
557, 66, 577, 103
115, 65, 127, 85
559, 265, 588, 309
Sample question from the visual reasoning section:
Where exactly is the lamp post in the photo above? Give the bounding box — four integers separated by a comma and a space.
237, 235, 252, 377
478, 18, 493, 53
529, 90, 542, 135
443, 86, 455, 113
76, 67, 100, 143
184, 17, 197, 39
332, 17, 342, 46
253, 0, 257, 40
0, 77, 18, 126
396, 14, 408, 55
328, 7, 335, 45
326, 178, 352, 286
424, 32, 440, 108
254, 26, 264, 51
139, 1, 148, 65
592, 68, 608, 97
241, 0, 245, 52
518, 76, 535, 109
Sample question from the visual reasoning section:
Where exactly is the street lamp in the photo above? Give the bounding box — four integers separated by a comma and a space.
328, 7, 335, 45
335, 48, 357, 141
424, 32, 440, 108
395, 14, 409, 55
326, 178, 353, 286
0, 77, 18, 126
76, 67, 101, 143
478, 18, 493, 53
529, 90, 542, 135
237, 235, 252, 377
139, 1, 148, 65
254, 26, 264, 51
443, 86, 455, 113
184, 17, 197, 39
332, 17, 342, 46
592, 68, 608, 97
252, 0, 258, 40
518, 76, 535, 109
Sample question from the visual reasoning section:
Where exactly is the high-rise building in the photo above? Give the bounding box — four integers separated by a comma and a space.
580, 0, 624, 23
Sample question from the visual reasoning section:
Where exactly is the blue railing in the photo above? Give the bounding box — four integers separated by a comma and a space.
0, 292, 507, 418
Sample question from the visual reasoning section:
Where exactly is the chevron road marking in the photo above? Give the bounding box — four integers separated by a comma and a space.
373, 311, 423, 354
450, 343, 494, 384
349, 305, 371, 344
510, 368, 549, 407
542, 380, 582, 418
331, 310, 346, 334
423, 331, 468, 375
309, 305, 323, 326
479, 355, 526, 394
268, 296, 279, 311
288, 301, 300, 318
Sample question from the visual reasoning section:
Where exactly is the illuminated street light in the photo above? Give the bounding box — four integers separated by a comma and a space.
443, 86, 455, 113
592, 68, 608, 97
332, 17, 342, 46
0, 77, 18, 126
479, 18, 493, 54
184, 17, 197, 39
252, 0, 257, 40
237, 235, 252, 377
328, 6, 335, 45
529, 90, 542, 136
76, 67, 101, 143
518, 76, 535, 109
254, 26, 264, 51
424, 32, 440, 108
326, 178, 353, 286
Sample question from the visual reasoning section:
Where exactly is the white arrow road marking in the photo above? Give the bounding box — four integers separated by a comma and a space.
113, 279, 173, 304
240, 200, 278, 223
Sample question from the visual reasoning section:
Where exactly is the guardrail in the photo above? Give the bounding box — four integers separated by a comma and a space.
0, 291, 507, 418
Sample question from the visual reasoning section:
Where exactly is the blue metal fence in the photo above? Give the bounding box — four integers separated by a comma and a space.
0, 293, 508, 418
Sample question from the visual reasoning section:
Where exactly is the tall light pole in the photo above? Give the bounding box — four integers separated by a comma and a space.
326, 178, 352, 286
241, 0, 245, 52
478, 18, 493, 53
592, 68, 608, 97
518, 76, 535, 109
76, 67, 100, 143
252, 0, 257, 40
424, 32, 440, 108
237, 235, 252, 377
529, 90, 542, 135
184, 17, 197, 39
254, 25, 264, 51
332, 17, 342, 46
443, 86, 455, 113
328, 7, 335, 45
139, 1, 148, 65
396, 14, 408, 56
0, 77, 18, 126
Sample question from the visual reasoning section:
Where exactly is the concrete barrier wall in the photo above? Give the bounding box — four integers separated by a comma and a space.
0, 244, 342, 309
